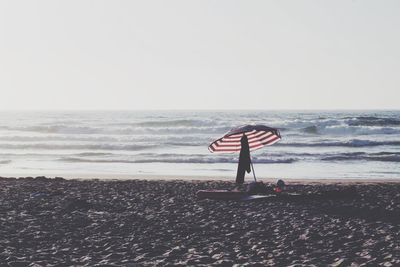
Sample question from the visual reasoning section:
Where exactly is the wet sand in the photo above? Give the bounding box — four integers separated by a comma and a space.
0, 176, 399, 266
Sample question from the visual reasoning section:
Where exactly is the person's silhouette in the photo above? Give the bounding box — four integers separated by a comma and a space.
236, 134, 251, 184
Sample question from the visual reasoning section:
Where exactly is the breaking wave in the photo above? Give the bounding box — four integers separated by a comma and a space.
0, 143, 154, 151
129, 119, 216, 127
0, 135, 209, 146
322, 152, 400, 162
3, 124, 231, 136
58, 154, 297, 164
301, 125, 319, 134
297, 124, 400, 135
279, 139, 400, 147
57, 150, 400, 164
346, 116, 400, 127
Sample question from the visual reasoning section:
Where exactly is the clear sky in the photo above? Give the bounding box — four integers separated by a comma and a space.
0, 1, 399, 110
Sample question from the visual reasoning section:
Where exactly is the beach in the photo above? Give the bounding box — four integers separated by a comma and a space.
2, 0, 400, 265
1, 176, 399, 266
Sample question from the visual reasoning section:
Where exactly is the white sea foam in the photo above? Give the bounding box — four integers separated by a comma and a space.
0, 143, 155, 151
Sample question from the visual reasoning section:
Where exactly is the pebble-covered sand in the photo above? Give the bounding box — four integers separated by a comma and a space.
1, 176, 400, 266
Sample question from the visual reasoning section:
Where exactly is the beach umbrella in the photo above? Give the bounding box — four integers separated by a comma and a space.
208, 125, 281, 182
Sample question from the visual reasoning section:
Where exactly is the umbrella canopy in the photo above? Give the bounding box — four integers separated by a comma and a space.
208, 124, 281, 153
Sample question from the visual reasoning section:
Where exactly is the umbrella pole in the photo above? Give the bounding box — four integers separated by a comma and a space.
250, 159, 257, 182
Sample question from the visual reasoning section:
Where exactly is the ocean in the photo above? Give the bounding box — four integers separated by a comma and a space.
0, 110, 399, 180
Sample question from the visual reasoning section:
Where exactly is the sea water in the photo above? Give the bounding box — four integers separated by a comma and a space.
0, 110, 399, 179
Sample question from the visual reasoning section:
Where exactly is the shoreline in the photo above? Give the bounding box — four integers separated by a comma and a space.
1, 174, 400, 184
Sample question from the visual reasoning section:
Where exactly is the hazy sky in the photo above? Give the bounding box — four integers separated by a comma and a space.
0, 1, 399, 110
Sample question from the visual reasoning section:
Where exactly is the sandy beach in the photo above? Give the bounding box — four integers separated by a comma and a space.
0, 176, 399, 266
1, 0, 400, 265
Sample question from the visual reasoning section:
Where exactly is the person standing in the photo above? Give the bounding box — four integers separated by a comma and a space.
236, 134, 251, 184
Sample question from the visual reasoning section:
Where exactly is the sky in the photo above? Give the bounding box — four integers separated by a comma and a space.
0, 1, 399, 110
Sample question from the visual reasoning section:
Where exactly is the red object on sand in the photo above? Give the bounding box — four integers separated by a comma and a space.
274, 187, 282, 193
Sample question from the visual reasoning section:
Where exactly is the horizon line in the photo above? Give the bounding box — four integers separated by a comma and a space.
0, 108, 399, 112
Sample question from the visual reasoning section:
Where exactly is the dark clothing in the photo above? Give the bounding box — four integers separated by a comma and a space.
236, 135, 251, 184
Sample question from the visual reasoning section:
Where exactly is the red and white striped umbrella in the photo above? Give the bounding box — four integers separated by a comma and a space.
208, 125, 281, 153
